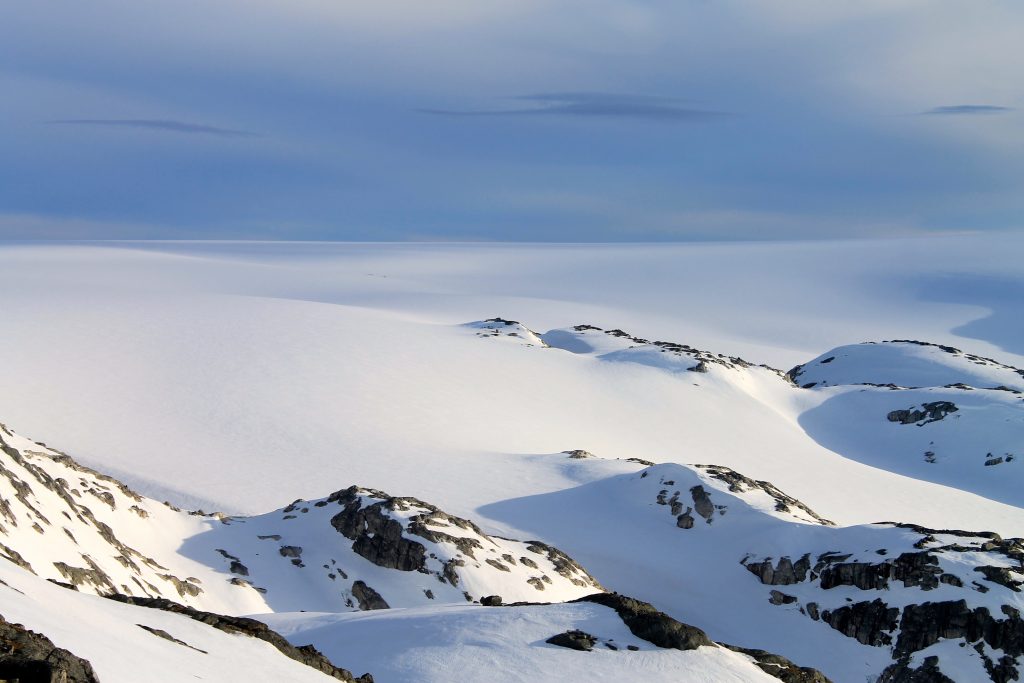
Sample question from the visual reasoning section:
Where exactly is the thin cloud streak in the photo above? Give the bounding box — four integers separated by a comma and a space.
46, 119, 260, 137
419, 92, 728, 122
921, 105, 1014, 116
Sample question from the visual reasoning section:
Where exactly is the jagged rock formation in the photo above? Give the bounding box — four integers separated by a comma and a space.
104, 594, 373, 682
743, 523, 1024, 681
0, 614, 100, 683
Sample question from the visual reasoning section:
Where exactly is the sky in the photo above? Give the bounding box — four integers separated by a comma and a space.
1, 1, 1022, 241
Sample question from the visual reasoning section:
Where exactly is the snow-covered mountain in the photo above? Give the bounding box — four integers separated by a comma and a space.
2, 239, 1023, 683
1, 421, 833, 682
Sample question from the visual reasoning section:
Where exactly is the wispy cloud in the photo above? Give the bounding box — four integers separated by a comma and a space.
921, 105, 1014, 116
46, 119, 259, 137
420, 92, 727, 122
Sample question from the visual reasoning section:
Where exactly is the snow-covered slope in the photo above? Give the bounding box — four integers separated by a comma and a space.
789, 341, 1024, 507
479, 460, 1024, 683
0, 423, 601, 616
1, 424, 838, 682
259, 600, 807, 683
789, 340, 1024, 391
0, 560, 372, 683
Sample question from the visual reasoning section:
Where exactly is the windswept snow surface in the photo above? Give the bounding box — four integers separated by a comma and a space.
259, 603, 782, 683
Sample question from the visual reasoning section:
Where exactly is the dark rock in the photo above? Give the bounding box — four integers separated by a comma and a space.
974, 566, 1023, 592
480, 595, 503, 606
895, 600, 1024, 660
351, 581, 389, 611
878, 655, 955, 683
821, 599, 899, 647
546, 630, 597, 652
769, 590, 797, 605
0, 615, 100, 683
689, 486, 714, 523
278, 546, 303, 558
329, 488, 427, 572
745, 555, 812, 586
722, 644, 832, 683
562, 450, 593, 459
137, 624, 208, 653
104, 594, 373, 681
887, 401, 958, 425
676, 512, 694, 529
574, 593, 712, 650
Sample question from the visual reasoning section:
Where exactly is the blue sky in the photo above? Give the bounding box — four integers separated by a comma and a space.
1, 1, 1022, 241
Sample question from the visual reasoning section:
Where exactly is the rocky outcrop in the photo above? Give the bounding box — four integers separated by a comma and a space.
351, 581, 389, 611
887, 401, 959, 425
0, 614, 100, 683
696, 465, 834, 525
743, 555, 811, 586
573, 593, 712, 651
329, 488, 428, 572
103, 594, 373, 682
895, 600, 1024, 660
745, 522, 1024, 681
817, 551, 948, 591
545, 630, 597, 651
820, 599, 900, 647
878, 656, 955, 683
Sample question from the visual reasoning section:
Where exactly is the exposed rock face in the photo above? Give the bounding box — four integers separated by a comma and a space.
743, 555, 811, 586
744, 523, 1024, 681
545, 630, 597, 651
574, 593, 712, 651
895, 600, 1024, 661
104, 594, 373, 682
878, 656, 956, 683
351, 581, 389, 611
821, 599, 900, 646
689, 486, 715, 523
0, 614, 100, 683
817, 551, 946, 591
329, 488, 428, 572
887, 401, 959, 425
320, 485, 601, 603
